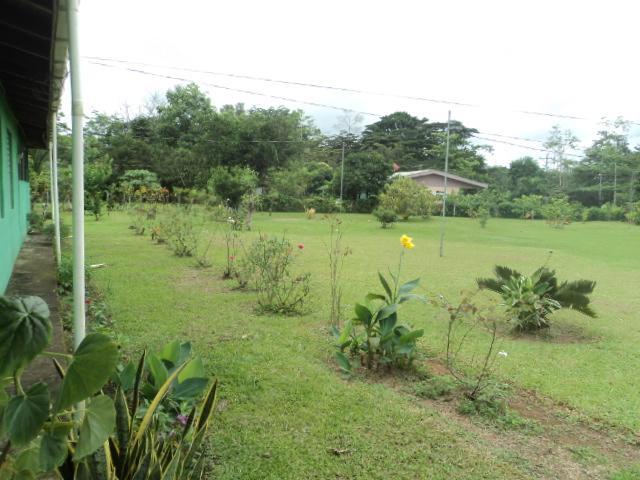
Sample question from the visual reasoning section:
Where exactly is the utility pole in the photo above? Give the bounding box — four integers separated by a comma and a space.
439, 110, 451, 258
339, 141, 345, 202
613, 162, 618, 206
597, 173, 603, 205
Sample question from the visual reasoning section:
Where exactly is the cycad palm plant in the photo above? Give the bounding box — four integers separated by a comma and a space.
477, 265, 596, 331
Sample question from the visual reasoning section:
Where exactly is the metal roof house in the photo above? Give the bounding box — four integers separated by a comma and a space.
0, 0, 68, 292
395, 169, 488, 195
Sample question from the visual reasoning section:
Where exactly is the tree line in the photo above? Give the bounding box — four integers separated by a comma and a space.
29, 83, 640, 217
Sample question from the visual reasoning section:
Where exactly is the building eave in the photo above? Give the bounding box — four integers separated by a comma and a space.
393, 168, 488, 188
0, 0, 68, 148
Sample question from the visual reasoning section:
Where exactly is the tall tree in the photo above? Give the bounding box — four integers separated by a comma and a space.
360, 112, 438, 170
508, 157, 547, 197
543, 125, 579, 192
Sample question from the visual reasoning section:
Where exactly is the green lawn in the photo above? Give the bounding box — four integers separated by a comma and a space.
83, 211, 640, 478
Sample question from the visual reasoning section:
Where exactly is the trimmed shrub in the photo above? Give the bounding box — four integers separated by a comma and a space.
373, 208, 398, 228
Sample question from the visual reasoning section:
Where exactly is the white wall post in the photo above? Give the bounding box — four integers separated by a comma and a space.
51, 113, 61, 265
67, 0, 86, 349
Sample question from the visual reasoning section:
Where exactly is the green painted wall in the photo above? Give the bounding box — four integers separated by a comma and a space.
0, 90, 30, 294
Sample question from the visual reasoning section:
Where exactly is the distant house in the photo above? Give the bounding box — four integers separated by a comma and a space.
395, 169, 488, 195
0, 0, 67, 292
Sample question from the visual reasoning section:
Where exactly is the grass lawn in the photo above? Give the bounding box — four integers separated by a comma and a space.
82, 211, 640, 478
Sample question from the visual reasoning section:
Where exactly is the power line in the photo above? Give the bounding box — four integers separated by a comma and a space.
472, 135, 584, 158
85, 56, 640, 127
85, 61, 588, 159
88, 61, 381, 117
478, 131, 587, 152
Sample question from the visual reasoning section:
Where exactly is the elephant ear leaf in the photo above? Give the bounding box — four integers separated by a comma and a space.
3, 382, 50, 446
0, 295, 51, 377
55, 333, 119, 412
40, 423, 72, 471
74, 395, 116, 460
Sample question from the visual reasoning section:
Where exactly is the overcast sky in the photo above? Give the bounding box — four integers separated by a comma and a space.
62, 0, 640, 166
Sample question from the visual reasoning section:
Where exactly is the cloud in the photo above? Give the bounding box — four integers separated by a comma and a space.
62, 0, 640, 166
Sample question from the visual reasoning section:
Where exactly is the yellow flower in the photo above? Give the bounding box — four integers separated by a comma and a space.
400, 234, 415, 249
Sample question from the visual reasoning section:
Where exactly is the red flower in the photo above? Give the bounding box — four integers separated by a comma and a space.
85, 299, 92, 305
229, 255, 236, 261
297, 243, 304, 250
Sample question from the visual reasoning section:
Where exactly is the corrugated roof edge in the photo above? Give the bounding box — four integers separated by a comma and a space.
392, 169, 488, 188
48, 0, 69, 140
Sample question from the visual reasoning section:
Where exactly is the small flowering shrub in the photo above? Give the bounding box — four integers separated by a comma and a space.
223, 230, 243, 280
132, 208, 147, 235
334, 235, 424, 372
242, 234, 311, 314
194, 235, 214, 268
163, 210, 199, 257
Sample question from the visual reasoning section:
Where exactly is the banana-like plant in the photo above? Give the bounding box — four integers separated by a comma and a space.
334, 270, 425, 371
477, 265, 596, 331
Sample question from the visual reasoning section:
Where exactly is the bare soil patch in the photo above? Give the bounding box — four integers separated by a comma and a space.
349, 358, 640, 479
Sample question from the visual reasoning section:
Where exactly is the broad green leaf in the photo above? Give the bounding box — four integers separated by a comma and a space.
40, 423, 71, 471
178, 357, 205, 383
398, 278, 420, 296
334, 352, 351, 373
336, 320, 353, 347
330, 325, 340, 338
133, 364, 185, 445
3, 382, 50, 446
147, 352, 169, 388
55, 333, 118, 412
14, 443, 40, 475
365, 293, 386, 302
395, 344, 415, 355
399, 293, 426, 304
74, 459, 93, 479
399, 329, 424, 343
118, 362, 137, 391
377, 272, 393, 300
0, 295, 51, 377
178, 341, 193, 365
172, 377, 209, 400
354, 303, 373, 326
379, 313, 398, 337
160, 340, 181, 365
377, 303, 398, 321
0, 381, 9, 407
74, 395, 116, 460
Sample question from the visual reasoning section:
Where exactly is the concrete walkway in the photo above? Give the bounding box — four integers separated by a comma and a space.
6, 234, 67, 393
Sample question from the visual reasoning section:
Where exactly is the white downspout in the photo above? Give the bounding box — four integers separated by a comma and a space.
67, 0, 86, 349
48, 142, 54, 224
51, 113, 61, 266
